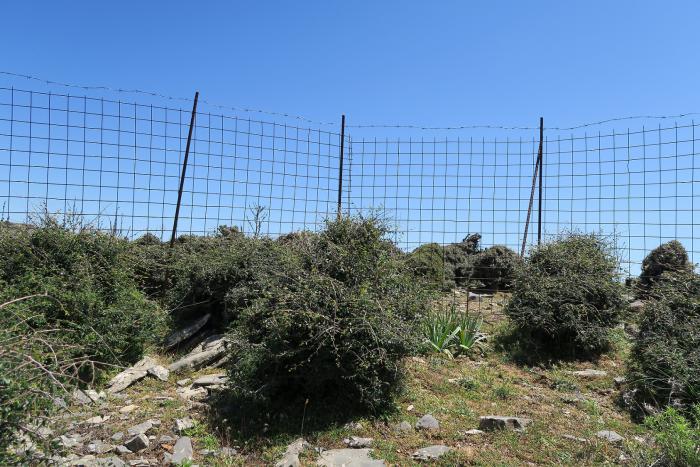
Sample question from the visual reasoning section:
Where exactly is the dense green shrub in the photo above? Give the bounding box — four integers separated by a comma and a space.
406, 233, 482, 288
628, 270, 700, 411
0, 219, 165, 374
226, 216, 432, 418
643, 404, 700, 466
503, 234, 625, 356
640, 240, 693, 293
471, 245, 521, 290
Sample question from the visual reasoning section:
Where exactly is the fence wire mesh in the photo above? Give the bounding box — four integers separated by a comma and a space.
0, 85, 698, 279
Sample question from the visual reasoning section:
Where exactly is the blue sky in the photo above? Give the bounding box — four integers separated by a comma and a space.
1, 1, 699, 274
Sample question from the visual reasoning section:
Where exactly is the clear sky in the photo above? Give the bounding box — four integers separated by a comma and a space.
2, 1, 699, 128
1, 1, 699, 275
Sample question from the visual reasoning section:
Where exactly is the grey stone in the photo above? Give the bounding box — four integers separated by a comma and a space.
119, 404, 138, 414
73, 389, 94, 405
393, 421, 413, 433
174, 417, 195, 434
111, 432, 124, 442
596, 430, 624, 443
107, 357, 157, 393
93, 457, 127, 467
562, 434, 587, 443
59, 434, 83, 448
275, 438, 308, 467
172, 436, 194, 465
84, 389, 105, 403
84, 415, 111, 425
343, 436, 373, 448
567, 369, 608, 378
168, 335, 228, 373
614, 376, 627, 387
479, 416, 532, 431
115, 445, 132, 455
176, 385, 208, 401
415, 414, 440, 431
163, 313, 211, 348
127, 420, 154, 436
629, 300, 645, 311
147, 365, 170, 382
124, 433, 149, 453
464, 429, 484, 435
87, 440, 114, 454
192, 373, 228, 387
159, 435, 176, 444
411, 445, 451, 461
317, 448, 385, 466
176, 379, 191, 387
220, 447, 237, 457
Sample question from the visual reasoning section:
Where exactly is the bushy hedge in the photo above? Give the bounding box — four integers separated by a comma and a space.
471, 245, 521, 290
628, 270, 700, 412
639, 240, 693, 294
226, 216, 431, 418
503, 234, 625, 356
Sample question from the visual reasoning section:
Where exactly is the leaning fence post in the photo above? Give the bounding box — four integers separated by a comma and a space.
170, 91, 199, 247
537, 117, 544, 245
520, 117, 544, 257
336, 114, 346, 220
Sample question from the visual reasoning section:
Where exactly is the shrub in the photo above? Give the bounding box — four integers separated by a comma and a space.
406, 233, 482, 288
628, 270, 700, 411
0, 218, 165, 375
640, 240, 693, 293
503, 233, 625, 357
471, 245, 521, 291
643, 404, 700, 467
226, 216, 432, 419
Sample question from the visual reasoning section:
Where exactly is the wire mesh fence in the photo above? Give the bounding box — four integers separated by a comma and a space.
0, 84, 698, 279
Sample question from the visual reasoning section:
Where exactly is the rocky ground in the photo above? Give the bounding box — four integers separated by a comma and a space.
31, 290, 653, 466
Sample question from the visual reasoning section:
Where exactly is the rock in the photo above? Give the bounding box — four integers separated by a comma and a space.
73, 389, 94, 405
84, 389, 105, 403
175, 417, 195, 434
176, 379, 191, 387
59, 434, 83, 448
115, 445, 132, 455
406, 404, 414, 412
107, 357, 158, 393
163, 313, 211, 348
176, 384, 208, 401
464, 429, 484, 435
317, 448, 385, 466
411, 445, 451, 461
168, 335, 228, 373
53, 396, 68, 409
343, 436, 373, 448
562, 434, 587, 443
567, 369, 608, 378
275, 438, 308, 467
393, 421, 413, 433
478, 416, 532, 432
119, 404, 139, 414
87, 440, 114, 454
127, 420, 155, 436
111, 432, 124, 442
124, 434, 149, 452
415, 414, 440, 431
220, 447, 237, 457
94, 457, 127, 466
614, 376, 627, 388
596, 430, 624, 443
192, 373, 228, 387
629, 300, 645, 311
159, 435, 176, 444
171, 437, 194, 465
344, 421, 364, 431
84, 415, 111, 425
147, 365, 170, 382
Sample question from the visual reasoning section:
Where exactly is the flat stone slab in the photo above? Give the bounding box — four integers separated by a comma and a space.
479, 416, 532, 431
127, 420, 155, 436
147, 365, 170, 382
317, 448, 385, 466
596, 430, 624, 443
412, 445, 451, 461
124, 433, 149, 452
415, 414, 440, 431
566, 369, 608, 378
175, 417, 195, 434
107, 357, 157, 393
168, 336, 228, 373
343, 436, 373, 448
163, 313, 211, 348
393, 421, 413, 433
192, 373, 228, 387
172, 436, 194, 464
276, 438, 308, 467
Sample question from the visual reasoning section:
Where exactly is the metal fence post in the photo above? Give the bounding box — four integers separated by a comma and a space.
521, 117, 544, 256
336, 114, 346, 220
169, 91, 199, 247
537, 117, 544, 245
